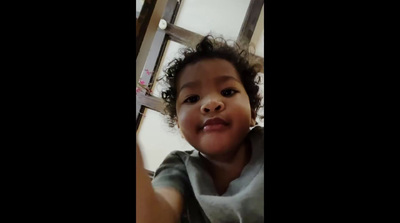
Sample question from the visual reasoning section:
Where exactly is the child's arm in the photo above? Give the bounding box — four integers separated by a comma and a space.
136, 143, 183, 223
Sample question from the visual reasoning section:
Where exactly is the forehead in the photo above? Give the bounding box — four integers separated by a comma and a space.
177, 58, 241, 87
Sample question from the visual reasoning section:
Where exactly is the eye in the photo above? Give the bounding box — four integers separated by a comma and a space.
183, 95, 200, 104
221, 88, 238, 97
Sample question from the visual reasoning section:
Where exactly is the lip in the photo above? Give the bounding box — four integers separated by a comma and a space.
201, 117, 229, 131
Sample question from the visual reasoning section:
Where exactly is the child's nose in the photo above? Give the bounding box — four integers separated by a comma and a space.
201, 100, 225, 114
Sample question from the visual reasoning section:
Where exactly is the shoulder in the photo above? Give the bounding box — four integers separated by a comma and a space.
152, 150, 195, 196
248, 126, 264, 153
248, 126, 264, 142
250, 126, 264, 135
154, 150, 194, 174
157, 150, 194, 166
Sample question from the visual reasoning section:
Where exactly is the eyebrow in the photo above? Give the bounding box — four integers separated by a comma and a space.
179, 75, 241, 92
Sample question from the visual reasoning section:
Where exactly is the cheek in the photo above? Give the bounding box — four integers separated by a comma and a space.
235, 96, 252, 111
177, 106, 196, 131
234, 99, 253, 123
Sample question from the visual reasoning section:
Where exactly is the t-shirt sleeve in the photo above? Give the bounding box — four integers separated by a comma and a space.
151, 151, 190, 197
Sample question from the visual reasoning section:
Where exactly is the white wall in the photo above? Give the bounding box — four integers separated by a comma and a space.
137, 0, 264, 171
174, 0, 250, 40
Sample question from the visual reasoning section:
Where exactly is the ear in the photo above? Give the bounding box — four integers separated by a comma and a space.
175, 121, 186, 139
250, 118, 257, 127
175, 117, 180, 128
250, 110, 257, 127
174, 117, 185, 138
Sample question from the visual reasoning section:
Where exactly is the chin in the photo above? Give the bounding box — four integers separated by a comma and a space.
197, 141, 235, 156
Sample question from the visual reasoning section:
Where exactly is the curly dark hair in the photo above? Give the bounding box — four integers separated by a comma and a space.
160, 35, 263, 127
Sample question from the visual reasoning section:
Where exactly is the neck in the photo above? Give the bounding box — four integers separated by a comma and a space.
201, 139, 252, 184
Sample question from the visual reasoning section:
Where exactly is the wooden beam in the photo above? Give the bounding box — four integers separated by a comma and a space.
237, 0, 264, 46
164, 22, 204, 48
136, 94, 165, 114
136, 0, 182, 130
136, 0, 157, 58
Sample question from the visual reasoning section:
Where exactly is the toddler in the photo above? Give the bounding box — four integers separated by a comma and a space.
136, 35, 264, 223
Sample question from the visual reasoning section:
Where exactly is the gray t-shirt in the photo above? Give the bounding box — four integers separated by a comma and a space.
152, 126, 264, 223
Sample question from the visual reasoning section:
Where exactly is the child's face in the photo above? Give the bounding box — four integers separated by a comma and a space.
175, 58, 255, 157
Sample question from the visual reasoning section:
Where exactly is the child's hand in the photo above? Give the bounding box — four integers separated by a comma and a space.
135, 141, 183, 223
